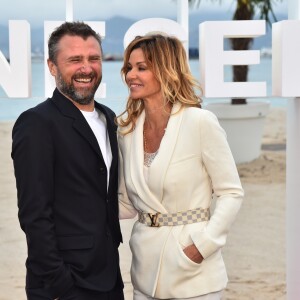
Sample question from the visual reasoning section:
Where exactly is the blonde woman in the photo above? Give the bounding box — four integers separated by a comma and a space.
117, 34, 243, 300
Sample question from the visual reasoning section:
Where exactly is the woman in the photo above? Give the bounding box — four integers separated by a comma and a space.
117, 34, 244, 300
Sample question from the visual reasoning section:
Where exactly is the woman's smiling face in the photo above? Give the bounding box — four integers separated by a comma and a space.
125, 48, 161, 102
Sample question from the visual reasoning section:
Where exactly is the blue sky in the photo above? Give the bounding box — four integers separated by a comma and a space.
0, 0, 287, 27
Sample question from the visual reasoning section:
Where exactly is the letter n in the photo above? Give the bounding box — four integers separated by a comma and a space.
0, 20, 31, 98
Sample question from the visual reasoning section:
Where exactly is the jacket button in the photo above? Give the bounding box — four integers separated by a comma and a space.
100, 167, 105, 174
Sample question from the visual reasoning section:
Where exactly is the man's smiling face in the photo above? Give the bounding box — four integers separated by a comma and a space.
48, 34, 102, 105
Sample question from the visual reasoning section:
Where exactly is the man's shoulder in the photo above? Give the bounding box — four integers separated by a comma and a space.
33, 98, 54, 112
13, 99, 57, 129
19, 98, 50, 116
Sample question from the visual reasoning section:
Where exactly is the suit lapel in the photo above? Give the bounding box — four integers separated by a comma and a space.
51, 89, 104, 163
129, 103, 183, 212
148, 103, 183, 203
51, 89, 119, 194
72, 117, 103, 157
95, 102, 118, 194
130, 110, 167, 212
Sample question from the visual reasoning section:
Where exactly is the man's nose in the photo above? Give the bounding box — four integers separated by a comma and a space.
80, 61, 93, 72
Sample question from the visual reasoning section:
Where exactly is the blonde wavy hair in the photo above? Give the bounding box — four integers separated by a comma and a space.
117, 33, 202, 134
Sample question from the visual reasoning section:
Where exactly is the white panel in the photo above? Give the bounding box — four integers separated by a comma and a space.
0, 20, 31, 97
272, 20, 300, 97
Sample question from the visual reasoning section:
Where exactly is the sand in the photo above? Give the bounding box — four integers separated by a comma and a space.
0, 107, 286, 300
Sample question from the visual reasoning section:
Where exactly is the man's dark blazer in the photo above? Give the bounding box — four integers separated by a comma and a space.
11, 88, 123, 299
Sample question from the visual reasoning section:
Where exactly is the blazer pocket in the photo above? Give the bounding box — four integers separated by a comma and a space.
57, 235, 94, 250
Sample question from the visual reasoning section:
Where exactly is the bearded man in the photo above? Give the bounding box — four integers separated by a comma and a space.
11, 21, 124, 300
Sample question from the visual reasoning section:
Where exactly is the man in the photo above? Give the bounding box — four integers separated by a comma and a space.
11, 22, 124, 300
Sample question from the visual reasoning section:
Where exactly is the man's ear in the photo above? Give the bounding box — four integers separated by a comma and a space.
47, 59, 57, 77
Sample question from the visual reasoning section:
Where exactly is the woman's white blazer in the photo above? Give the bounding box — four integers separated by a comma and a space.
118, 103, 244, 299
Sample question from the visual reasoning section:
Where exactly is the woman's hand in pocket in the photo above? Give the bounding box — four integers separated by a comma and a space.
183, 244, 203, 264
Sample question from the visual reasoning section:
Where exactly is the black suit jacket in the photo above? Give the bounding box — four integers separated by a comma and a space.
12, 89, 123, 299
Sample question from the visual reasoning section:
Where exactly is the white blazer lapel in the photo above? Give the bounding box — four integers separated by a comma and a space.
130, 110, 167, 213
146, 103, 184, 203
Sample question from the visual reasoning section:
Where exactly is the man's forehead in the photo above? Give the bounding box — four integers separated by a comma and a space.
59, 34, 99, 45
57, 35, 101, 55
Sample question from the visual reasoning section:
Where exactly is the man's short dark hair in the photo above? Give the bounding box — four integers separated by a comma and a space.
48, 21, 102, 64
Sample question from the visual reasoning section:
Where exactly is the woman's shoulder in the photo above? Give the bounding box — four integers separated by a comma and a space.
184, 106, 218, 122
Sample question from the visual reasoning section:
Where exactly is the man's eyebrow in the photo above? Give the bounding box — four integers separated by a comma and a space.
66, 55, 101, 61
89, 55, 101, 59
67, 55, 82, 60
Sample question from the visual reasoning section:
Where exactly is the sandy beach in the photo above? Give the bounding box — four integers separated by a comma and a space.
0, 107, 286, 300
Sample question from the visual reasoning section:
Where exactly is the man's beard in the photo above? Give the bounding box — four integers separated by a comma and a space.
56, 69, 102, 105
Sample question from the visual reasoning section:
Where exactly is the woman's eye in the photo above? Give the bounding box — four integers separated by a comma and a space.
138, 65, 148, 71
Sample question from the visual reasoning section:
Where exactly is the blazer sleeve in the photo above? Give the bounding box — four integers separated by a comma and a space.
11, 110, 74, 298
190, 110, 244, 259
117, 133, 137, 219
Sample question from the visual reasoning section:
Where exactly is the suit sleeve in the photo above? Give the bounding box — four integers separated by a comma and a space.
117, 133, 137, 219
190, 110, 244, 259
11, 110, 74, 298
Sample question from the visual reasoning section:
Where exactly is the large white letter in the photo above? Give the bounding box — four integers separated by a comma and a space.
123, 18, 188, 53
272, 20, 300, 97
0, 20, 31, 98
44, 21, 106, 98
200, 20, 266, 98
273, 20, 300, 300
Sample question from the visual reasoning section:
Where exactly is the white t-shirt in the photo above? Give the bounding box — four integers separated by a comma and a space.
80, 108, 112, 190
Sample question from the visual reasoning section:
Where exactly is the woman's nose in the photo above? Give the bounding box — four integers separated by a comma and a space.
126, 70, 136, 81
